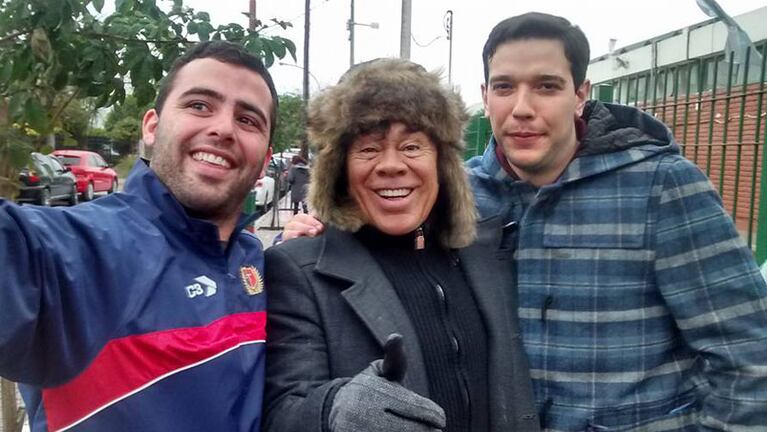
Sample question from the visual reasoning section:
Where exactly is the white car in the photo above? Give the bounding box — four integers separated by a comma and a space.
253, 175, 276, 212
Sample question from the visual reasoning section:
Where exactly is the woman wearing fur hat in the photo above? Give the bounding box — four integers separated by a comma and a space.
262, 58, 539, 432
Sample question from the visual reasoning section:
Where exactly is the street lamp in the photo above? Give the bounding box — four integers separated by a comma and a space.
278, 62, 322, 92
348, 0, 379, 68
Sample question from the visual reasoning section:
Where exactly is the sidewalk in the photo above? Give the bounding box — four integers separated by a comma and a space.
251, 194, 295, 248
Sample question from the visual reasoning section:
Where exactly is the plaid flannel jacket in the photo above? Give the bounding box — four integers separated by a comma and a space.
467, 102, 767, 431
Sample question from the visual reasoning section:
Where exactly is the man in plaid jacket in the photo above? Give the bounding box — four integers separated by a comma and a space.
467, 12, 767, 431
280, 11, 767, 431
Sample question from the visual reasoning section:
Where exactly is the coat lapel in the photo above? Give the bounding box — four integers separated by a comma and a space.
457, 215, 514, 324
314, 228, 430, 396
457, 216, 539, 430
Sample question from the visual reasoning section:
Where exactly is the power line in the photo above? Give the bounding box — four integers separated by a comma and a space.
261, 0, 333, 34
411, 34, 442, 48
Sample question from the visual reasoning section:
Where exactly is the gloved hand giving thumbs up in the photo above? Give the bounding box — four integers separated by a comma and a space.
328, 334, 446, 432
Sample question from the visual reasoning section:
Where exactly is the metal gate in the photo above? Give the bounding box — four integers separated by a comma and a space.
594, 43, 767, 264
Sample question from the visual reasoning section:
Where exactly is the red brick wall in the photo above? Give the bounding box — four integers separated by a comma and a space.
648, 83, 765, 237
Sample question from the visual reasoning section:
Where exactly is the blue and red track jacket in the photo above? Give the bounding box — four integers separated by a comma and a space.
0, 160, 268, 431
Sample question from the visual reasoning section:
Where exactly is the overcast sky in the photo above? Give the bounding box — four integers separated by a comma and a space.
185, 0, 766, 107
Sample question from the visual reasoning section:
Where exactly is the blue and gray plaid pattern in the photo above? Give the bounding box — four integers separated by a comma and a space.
466, 102, 767, 431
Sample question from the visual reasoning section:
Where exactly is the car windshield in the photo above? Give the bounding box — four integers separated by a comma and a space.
57, 156, 80, 166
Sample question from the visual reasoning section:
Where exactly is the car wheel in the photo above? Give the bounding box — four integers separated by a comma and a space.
108, 178, 118, 194
38, 188, 51, 206
68, 185, 79, 206
82, 182, 95, 201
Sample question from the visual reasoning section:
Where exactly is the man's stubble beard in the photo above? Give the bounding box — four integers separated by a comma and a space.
150, 131, 257, 221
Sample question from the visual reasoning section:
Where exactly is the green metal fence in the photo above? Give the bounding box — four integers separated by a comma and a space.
464, 112, 493, 160
593, 43, 767, 264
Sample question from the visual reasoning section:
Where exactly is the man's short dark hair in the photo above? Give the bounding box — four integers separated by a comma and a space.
482, 12, 590, 90
155, 41, 279, 141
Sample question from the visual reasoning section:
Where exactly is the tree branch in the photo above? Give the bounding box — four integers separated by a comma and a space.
50, 89, 80, 127
82, 31, 190, 45
0, 29, 28, 44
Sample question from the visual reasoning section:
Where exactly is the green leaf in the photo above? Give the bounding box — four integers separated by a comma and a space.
116, 0, 135, 13
0, 60, 13, 83
42, 3, 64, 28
195, 12, 210, 22
266, 37, 286, 59
187, 21, 198, 34
95, 91, 110, 108
261, 49, 274, 68
8, 94, 27, 119
283, 38, 297, 62
86, 83, 103, 97
52, 68, 69, 90
151, 59, 164, 80
171, 0, 183, 14
8, 142, 32, 169
92, 0, 105, 13
244, 37, 263, 55
24, 98, 49, 133
11, 52, 31, 81
198, 26, 209, 42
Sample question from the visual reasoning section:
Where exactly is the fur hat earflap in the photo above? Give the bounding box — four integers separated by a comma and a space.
307, 58, 477, 248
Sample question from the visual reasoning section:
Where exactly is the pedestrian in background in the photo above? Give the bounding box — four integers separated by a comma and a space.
288, 154, 309, 214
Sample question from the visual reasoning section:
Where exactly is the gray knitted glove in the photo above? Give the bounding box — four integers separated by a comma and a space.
328, 334, 446, 432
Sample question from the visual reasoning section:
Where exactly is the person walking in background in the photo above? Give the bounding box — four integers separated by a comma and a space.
0, 41, 275, 431
287, 154, 309, 214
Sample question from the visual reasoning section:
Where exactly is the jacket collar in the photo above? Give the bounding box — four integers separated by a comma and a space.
479, 101, 679, 187
123, 159, 255, 254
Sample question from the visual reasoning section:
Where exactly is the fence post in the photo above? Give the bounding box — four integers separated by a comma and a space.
755, 128, 767, 264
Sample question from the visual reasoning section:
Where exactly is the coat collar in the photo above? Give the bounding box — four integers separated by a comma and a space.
477, 101, 679, 188
313, 227, 430, 395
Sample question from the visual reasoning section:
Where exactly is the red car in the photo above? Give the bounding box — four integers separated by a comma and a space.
52, 150, 119, 201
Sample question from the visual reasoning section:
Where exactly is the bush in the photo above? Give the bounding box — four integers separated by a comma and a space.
113, 154, 137, 179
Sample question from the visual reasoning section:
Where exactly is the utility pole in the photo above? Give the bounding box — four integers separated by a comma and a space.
248, 0, 257, 31
400, 0, 411, 60
301, 0, 311, 160
348, 0, 355, 68
444, 10, 453, 84
347, 0, 378, 68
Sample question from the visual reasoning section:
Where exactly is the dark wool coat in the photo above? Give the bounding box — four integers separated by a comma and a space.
287, 164, 310, 204
262, 217, 540, 432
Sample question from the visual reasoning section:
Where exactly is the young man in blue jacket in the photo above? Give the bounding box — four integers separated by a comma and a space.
284, 12, 767, 431
469, 12, 767, 431
0, 41, 275, 431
